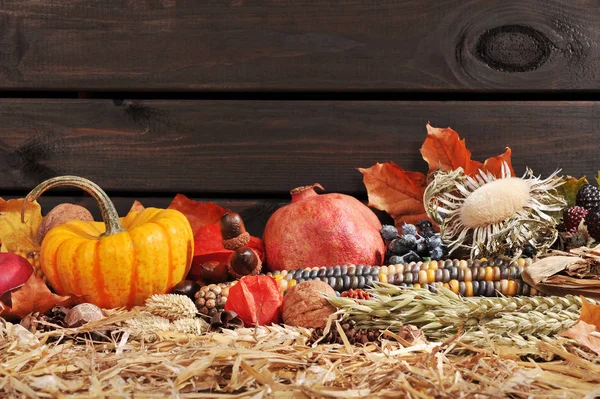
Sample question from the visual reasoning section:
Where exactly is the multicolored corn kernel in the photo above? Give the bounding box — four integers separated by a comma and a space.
266, 257, 535, 297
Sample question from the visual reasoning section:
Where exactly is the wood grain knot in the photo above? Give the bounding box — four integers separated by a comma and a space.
476, 25, 551, 72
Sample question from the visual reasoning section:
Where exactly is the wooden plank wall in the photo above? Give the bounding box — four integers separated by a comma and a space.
1, 0, 599, 235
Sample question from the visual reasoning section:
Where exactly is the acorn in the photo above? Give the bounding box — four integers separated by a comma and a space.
228, 247, 262, 279
220, 212, 250, 250
170, 280, 201, 299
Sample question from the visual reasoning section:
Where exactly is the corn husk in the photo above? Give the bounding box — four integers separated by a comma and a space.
522, 245, 600, 299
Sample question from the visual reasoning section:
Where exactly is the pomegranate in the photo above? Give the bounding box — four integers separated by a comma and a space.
263, 184, 385, 271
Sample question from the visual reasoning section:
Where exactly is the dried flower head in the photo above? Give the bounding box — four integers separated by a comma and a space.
173, 318, 208, 335
144, 294, 197, 321
424, 163, 566, 257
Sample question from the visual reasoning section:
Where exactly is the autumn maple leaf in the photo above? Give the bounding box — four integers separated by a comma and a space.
358, 162, 431, 228
360, 123, 516, 228
560, 297, 600, 355
420, 123, 514, 178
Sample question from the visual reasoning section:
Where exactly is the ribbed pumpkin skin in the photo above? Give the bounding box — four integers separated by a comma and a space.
40, 208, 194, 309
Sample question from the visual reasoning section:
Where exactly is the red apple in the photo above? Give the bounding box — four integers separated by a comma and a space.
0, 253, 34, 299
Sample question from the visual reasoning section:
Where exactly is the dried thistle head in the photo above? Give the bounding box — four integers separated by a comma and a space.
424, 163, 566, 258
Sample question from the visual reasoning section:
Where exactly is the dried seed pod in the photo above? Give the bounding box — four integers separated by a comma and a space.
220, 212, 250, 250
228, 248, 262, 279
65, 303, 106, 328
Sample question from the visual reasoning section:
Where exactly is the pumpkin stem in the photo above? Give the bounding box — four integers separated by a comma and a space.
21, 176, 125, 236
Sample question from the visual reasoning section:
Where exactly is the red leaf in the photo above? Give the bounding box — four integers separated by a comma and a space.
420, 123, 484, 176
0, 273, 74, 320
224, 275, 282, 326
168, 194, 230, 235
483, 147, 515, 177
168, 194, 265, 278
358, 162, 433, 228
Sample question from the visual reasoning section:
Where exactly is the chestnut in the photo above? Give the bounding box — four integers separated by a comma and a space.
170, 280, 201, 299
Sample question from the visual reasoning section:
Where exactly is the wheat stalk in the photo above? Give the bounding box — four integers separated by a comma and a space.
328, 283, 594, 348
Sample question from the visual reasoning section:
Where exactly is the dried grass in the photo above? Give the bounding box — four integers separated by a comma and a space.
1, 309, 599, 398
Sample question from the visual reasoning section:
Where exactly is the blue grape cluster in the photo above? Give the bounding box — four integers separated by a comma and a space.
380, 220, 446, 264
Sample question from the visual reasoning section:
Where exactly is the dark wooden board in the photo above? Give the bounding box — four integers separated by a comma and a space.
0, 99, 598, 197
1, 196, 283, 238
1, 0, 599, 91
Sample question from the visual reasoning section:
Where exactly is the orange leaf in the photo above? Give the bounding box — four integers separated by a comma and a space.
128, 200, 145, 213
0, 273, 73, 320
483, 147, 515, 177
420, 123, 514, 178
579, 296, 600, 329
358, 162, 432, 228
420, 123, 484, 176
560, 321, 600, 355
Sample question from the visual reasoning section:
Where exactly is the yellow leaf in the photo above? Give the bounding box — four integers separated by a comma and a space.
0, 198, 42, 255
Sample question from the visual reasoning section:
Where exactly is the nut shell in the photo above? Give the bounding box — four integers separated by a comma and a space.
282, 280, 337, 328
37, 203, 94, 244
65, 303, 106, 328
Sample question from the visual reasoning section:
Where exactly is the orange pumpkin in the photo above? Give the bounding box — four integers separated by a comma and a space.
22, 176, 194, 309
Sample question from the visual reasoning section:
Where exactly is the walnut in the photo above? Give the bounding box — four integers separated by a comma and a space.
282, 280, 337, 328
37, 204, 94, 244
65, 303, 106, 328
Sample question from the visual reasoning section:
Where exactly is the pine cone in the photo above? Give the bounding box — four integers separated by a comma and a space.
341, 289, 370, 300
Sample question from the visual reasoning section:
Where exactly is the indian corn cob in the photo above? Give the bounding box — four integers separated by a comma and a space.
265, 257, 536, 297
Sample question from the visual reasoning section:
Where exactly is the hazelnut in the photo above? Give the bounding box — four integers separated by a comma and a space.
282, 280, 337, 328
220, 212, 250, 250
65, 303, 106, 328
228, 248, 262, 279
37, 204, 94, 244
170, 280, 200, 299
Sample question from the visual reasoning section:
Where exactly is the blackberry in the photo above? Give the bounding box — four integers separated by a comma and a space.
585, 210, 600, 241
576, 185, 600, 211
401, 223, 418, 237
563, 206, 588, 234
380, 225, 399, 241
